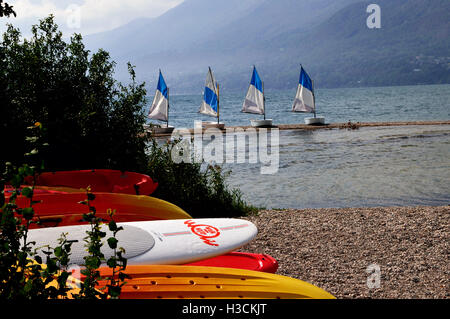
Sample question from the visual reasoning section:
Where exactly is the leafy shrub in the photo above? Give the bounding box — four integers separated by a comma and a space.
0, 124, 128, 299
146, 138, 258, 218
0, 15, 149, 173
0, 1, 15, 18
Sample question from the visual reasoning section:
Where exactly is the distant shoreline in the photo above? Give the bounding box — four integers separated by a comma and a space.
148, 120, 450, 137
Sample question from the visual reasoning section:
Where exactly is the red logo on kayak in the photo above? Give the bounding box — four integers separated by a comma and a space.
184, 220, 220, 247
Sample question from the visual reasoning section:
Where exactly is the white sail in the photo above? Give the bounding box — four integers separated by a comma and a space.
292, 66, 315, 113
199, 67, 219, 118
242, 66, 265, 115
149, 70, 169, 122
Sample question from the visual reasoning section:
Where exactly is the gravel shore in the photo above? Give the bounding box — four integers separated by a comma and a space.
240, 205, 449, 299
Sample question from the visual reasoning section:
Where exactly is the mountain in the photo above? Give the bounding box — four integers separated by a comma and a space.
84, 0, 450, 93
276, 0, 450, 88
85, 0, 261, 58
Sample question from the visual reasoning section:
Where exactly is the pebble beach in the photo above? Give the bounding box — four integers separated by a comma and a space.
241, 205, 449, 299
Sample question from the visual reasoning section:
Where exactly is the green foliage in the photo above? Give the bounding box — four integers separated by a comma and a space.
0, 1, 15, 18
146, 138, 258, 218
0, 15, 149, 173
76, 190, 105, 299
0, 123, 128, 299
75, 192, 128, 300
104, 210, 129, 299
0, 124, 73, 299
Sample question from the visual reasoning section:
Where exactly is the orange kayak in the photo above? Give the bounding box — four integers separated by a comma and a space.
74, 265, 335, 299
4, 190, 191, 228
23, 169, 158, 195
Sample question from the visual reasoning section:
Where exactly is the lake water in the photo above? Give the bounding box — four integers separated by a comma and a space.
150, 84, 450, 209
148, 84, 450, 127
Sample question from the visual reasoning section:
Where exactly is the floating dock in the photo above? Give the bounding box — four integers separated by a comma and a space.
146, 120, 450, 137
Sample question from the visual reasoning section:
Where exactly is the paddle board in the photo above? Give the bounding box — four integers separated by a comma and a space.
27, 218, 258, 266
24, 169, 158, 195
185, 252, 278, 273
6, 192, 191, 228
74, 265, 335, 299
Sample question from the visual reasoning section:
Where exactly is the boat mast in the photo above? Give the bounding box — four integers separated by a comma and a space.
312, 79, 316, 118
217, 82, 220, 124
167, 87, 170, 128
263, 80, 266, 120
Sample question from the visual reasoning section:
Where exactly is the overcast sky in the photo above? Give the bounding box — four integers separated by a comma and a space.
0, 0, 184, 38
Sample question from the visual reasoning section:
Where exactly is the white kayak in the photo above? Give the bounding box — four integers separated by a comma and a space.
27, 218, 258, 266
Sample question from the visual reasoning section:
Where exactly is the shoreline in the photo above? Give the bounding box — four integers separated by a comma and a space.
240, 205, 449, 299
148, 120, 450, 137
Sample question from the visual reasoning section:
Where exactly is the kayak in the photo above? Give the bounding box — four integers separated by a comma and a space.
4, 185, 88, 195
73, 265, 335, 299
7, 191, 191, 228
23, 169, 158, 195
185, 252, 278, 273
27, 219, 258, 266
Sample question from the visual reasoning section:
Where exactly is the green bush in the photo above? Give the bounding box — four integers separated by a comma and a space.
0, 124, 128, 299
146, 138, 258, 218
0, 1, 15, 18
0, 15, 149, 173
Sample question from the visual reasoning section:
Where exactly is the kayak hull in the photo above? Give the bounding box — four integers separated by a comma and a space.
74, 265, 335, 299
25, 169, 158, 195
185, 252, 278, 273
6, 191, 191, 228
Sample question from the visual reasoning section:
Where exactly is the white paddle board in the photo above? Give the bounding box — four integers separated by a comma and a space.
26, 218, 257, 266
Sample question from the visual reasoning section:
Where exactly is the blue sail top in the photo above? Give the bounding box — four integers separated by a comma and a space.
251, 66, 263, 93
299, 66, 313, 93
157, 70, 168, 99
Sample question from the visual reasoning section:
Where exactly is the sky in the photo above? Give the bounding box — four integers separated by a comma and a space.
0, 0, 184, 38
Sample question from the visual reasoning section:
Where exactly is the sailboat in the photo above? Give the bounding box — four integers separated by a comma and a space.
292, 66, 325, 125
148, 70, 175, 134
198, 67, 225, 129
242, 66, 273, 127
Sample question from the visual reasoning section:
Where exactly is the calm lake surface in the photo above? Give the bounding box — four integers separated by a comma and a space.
151, 84, 450, 209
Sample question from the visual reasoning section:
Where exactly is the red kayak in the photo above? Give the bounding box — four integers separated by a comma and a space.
3, 187, 191, 228
24, 169, 158, 195
185, 252, 278, 273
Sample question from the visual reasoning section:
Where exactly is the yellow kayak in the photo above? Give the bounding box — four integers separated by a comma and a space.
6, 189, 192, 228
77, 265, 335, 299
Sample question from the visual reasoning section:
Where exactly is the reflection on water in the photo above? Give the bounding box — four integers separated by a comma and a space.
222, 125, 450, 209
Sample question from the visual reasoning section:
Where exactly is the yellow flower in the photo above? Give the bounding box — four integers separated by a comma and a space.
107, 208, 116, 217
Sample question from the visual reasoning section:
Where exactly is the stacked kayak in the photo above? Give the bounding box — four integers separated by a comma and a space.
24, 169, 158, 195
185, 252, 278, 273
7, 169, 334, 299
74, 265, 335, 299
26, 219, 258, 266
4, 187, 191, 228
